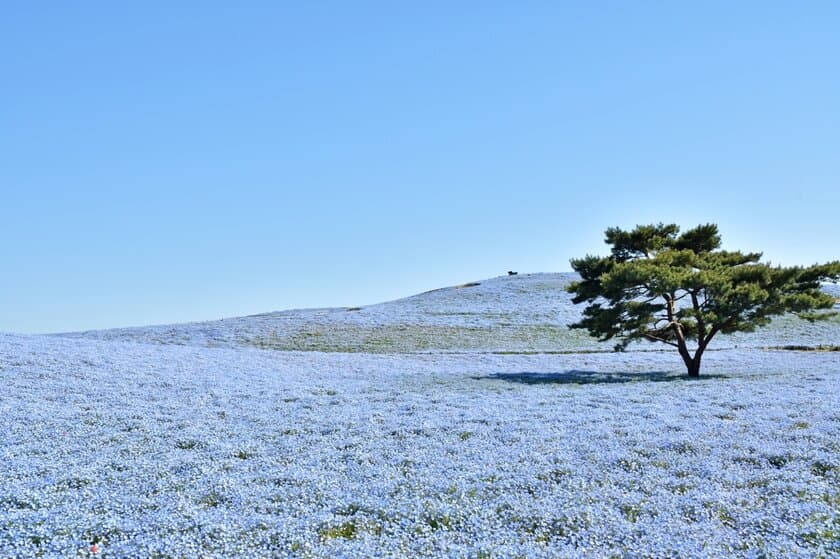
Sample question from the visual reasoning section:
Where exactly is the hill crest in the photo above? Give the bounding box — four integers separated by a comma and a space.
56, 273, 840, 353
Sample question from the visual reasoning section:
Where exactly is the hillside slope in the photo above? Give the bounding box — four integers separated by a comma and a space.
58, 273, 840, 353
2, 276, 839, 558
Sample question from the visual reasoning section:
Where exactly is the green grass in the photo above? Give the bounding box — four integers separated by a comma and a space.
319, 521, 358, 540
246, 324, 600, 353
318, 519, 383, 540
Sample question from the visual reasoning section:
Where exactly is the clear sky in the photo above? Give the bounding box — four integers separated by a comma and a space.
2, 1, 839, 334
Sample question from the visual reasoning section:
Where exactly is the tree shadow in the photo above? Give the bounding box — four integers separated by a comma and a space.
475, 370, 728, 385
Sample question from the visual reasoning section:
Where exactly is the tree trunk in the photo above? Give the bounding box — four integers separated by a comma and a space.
686, 358, 701, 378
685, 347, 705, 377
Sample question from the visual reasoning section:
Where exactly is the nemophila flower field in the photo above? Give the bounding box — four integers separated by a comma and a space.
1, 275, 838, 558
59, 274, 840, 353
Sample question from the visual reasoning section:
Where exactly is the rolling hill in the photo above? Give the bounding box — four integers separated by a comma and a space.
1, 273, 839, 557
57, 272, 840, 353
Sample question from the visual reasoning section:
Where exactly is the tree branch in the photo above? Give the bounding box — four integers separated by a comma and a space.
691, 291, 706, 342
643, 333, 679, 347
673, 291, 691, 302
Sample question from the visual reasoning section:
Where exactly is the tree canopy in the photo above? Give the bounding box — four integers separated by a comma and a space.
567, 223, 840, 376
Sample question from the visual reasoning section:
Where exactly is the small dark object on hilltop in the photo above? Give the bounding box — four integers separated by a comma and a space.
508, 271, 518, 276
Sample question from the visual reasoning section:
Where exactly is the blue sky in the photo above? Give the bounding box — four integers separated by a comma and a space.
2, 1, 839, 333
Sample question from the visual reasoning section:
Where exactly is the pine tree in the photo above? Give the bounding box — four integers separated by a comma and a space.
568, 223, 840, 377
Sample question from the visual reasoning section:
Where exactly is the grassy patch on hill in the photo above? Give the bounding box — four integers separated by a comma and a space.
245, 324, 602, 353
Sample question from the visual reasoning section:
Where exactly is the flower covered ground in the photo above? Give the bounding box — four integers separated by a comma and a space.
1, 274, 838, 558
58, 274, 840, 353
